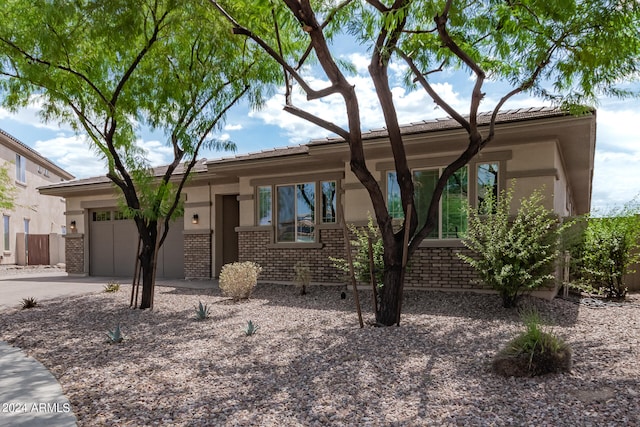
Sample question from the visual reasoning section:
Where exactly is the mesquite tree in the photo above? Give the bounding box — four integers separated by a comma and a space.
0, 0, 268, 308
211, 0, 639, 326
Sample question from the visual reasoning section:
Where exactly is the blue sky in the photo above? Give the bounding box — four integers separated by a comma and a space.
0, 51, 638, 213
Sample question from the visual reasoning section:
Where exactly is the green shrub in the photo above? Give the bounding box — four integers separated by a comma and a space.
21, 297, 38, 310
575, 202, 640, 299
492, 308, 571, 377
330, 215, 384, 285
219, 261, 262, 301
459, 185, 565, 308
293, 261, 311, 295
103, 281, 121, 293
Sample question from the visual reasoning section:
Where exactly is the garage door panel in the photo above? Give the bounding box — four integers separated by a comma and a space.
158, 219, 184, 279
90, 221, 114, 276
90, 209, 184, 279
113, 220, 137, 277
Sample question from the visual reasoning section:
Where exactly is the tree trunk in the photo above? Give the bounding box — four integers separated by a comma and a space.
136, 219, 159, 310
376, 262, 404, 326
138, 243, 156, 309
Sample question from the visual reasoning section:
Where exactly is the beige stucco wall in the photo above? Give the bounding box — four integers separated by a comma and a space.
1, 147, 68, 265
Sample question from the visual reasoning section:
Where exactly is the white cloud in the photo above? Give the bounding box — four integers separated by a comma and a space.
33, 135, 106, 179
32, 135, 178, 179
135, 139, 174, 167
0, 97, 73, 132
590, 107, 640, 211
249, 70, 465, 144
223, 123, 242, 131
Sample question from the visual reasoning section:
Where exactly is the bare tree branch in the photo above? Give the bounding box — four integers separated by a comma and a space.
398, 49, 471, 132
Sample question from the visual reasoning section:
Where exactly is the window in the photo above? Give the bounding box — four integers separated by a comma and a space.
477, 163, 499, 213
387, 166, 469, 239
321, 181, 336, 223
15, 154, 26, 183
277, 183, 315, 242
257, 186, 272, 225
92, 211, 111, 221
3, 215, 9, 251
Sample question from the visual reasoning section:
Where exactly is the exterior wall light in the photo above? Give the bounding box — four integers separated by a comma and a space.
192, 214, 199, 224
70, 220, 77, 232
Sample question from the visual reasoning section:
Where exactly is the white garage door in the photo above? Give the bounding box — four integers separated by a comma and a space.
89, 209, 184, 279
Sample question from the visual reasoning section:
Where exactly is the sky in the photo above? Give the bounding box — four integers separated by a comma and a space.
0, 51, 638, 213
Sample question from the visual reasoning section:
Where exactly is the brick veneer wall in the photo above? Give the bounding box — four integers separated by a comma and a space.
238, 228, 345, 283
403, 245, 485, 290
238, 227, 485, 289
184, 232, 211, 279
65, 235, 84, 274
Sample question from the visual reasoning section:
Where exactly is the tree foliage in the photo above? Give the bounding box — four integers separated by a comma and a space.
210, 0, 640, 325
576, 202, 640, 299
459, 185, 565, 308
0, 0, 270, 308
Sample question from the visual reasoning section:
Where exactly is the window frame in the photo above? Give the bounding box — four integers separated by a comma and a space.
253, 175, 342, 246
386, 160, 504, 240
3, 215, 9, 251
15, 154, 26, 183
276, 182, 316, 243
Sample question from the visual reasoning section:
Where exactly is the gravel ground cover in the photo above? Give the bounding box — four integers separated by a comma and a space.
0, 282, 638, 426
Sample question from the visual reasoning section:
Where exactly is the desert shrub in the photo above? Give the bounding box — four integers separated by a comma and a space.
106, 324, 124, 344
330, 215, 384, 285
293, 261, 311, 295
194, 301, 210, 320
219, 261, 262, 301
21, 297, 38, 309
575, 202, 640, 299
243, 320, 260, 336
103, 281, 121, 293
460, 185, 565, 308
492, 308, 571, 377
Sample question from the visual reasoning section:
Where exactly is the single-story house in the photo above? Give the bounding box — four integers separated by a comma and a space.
39, 107, 596, 296
1, 129, 74, 266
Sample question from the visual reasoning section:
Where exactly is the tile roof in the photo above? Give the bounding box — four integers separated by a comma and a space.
41, 107, 581, 190
309, 106, 573, 145
39, 159, 208, 189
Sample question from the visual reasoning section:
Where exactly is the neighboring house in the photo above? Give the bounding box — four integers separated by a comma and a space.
39, 107, 596, 297
0, 129, 74, 266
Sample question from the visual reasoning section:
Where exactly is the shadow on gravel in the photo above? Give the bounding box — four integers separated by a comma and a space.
0, 284, 634, 425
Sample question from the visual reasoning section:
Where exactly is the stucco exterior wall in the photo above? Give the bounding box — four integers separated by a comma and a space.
1, 140, 70, 265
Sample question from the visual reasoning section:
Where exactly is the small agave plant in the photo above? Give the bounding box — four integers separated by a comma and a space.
244, 320, 260, 336
21, 297, 38, 310
194, 301, 210, 321
106, 324, 124, 344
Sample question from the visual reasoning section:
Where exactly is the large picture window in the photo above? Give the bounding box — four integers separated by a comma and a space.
277, 183, 315, 242
387, 166, 469, 239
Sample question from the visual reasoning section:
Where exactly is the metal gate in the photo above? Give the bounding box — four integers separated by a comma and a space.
27, 234, 50, 265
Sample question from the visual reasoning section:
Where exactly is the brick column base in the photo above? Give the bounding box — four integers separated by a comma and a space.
184, 232, 211, 279
64, 234, 84, 274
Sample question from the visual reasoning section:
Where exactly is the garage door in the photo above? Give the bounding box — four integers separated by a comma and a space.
89, 209, 184, 279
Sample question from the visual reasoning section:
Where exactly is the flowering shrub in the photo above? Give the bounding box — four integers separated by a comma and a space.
459, 185, 565, 308
219, 261, 262, 301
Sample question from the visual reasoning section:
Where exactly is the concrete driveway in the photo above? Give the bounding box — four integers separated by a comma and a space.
0, 271, 110, 312
0, 269, 217, 312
